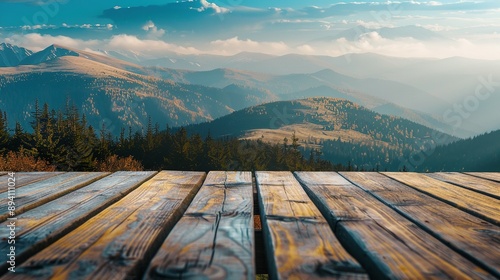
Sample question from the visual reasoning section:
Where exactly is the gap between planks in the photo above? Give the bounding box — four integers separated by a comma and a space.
145, 171, 255, 280
256, 171, 367, 280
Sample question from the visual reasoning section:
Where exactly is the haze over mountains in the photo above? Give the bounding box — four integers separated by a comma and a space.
0, 42, 498, 142
109, 48, 500, 137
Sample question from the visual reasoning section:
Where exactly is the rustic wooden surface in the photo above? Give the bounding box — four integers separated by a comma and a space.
341, 172, 500, 278
1, 171, 499, 279
146, 171, 254, 280
6, 171, 205, 280
427, 172, 500, 199
256, 171, 367, 279
465, 172, 500, 182
0, 172, 108, 222
0, 172, 65, 193
296, 172, 493, 279
0, 171, 156, 272
384, 172, 500, 226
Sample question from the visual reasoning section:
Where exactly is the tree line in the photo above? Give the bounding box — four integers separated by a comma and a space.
0, 102, 346, 172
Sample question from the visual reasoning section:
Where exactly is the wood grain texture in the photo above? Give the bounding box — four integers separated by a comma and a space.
384, 172, 500, 226
0, 172, 108, 222
5, 171, 205, 280
0, 171, 156, 274
426, 172, 500, 199
0, 172, 65, 192
341, 172, 500, 278
295, 172, 494, 280
256, 171, 366, 280
465, 172, 500, 183
146, 171, 255, 280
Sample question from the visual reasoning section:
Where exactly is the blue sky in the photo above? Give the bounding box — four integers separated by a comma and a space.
1, 0, 499, 59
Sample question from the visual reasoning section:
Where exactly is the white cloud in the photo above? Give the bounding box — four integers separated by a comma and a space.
321, 34, 500, 60
3, 31, 500, 61
141, 21, 165, 39
197, 0, 229, 14
2, 33, 100, 51
106, 34, 200, 55
1, 33, 201, 55
297, 44, 315, 54
210, 37, 289, 55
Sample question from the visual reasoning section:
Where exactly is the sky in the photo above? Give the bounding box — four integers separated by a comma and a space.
0, 0, 499, 59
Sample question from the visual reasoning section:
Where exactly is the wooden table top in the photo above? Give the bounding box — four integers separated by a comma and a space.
0, 171, 499, 279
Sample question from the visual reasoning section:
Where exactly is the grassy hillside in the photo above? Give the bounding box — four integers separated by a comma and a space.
185, 97, 457, 170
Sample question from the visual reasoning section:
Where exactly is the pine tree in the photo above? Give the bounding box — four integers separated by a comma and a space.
0, 111, 9, 154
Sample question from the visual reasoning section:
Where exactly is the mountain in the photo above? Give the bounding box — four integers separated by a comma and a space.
2, 43, 492, 137
155, 67, 467, 136
185, 97, 457, 170
139, 51, 276, 71
418, 129, 500, 172
155, 67, 449, 113
0, 55, 259, 134
145, 51, 498, 136
19, 44, 148, 75
19, 44, 79, 65
0, 43, 33, 67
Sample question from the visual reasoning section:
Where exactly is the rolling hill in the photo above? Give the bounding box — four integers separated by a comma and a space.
155, 67, 468, 136
184, 97, 457, 170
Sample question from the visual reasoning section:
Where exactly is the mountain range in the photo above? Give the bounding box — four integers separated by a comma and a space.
0, 43, 497, 139
109, 48, 500, 136
0, 43, 33, 67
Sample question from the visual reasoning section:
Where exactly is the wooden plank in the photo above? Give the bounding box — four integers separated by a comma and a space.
0, 172, 109, 222
145, 171, 255, 280
0, 171, 157, 273
465, 172, 500, 183
0, 172, 65, 193
256, 171, 367, 280
295, 172, 494, 279
6, 171, 205, 280
427, 172, 500, 200
341, 172, 500, 278
384, 172, 500, 226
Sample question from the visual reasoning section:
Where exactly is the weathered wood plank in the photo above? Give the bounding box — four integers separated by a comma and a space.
0, 171, 157, 274
384, 172, 500, 226
341, 172, 500, 278
465, 172, 500, 183
295, 172, 493, 279
427, 172, 500, 200
0, 172, 109, 222
5, 171, 205, 280
0, 172, 65, 193
256, 171, 367, 280
145, 171, 254, 280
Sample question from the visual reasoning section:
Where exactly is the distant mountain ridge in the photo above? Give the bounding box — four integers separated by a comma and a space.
0, 43, 33, 67
19, 44, 79, 65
